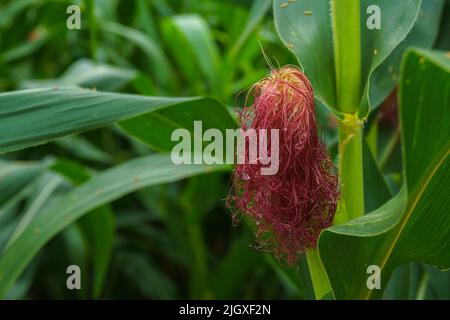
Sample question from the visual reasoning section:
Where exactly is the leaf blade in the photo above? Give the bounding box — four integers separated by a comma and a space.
0, 87, 232, 154
0, 154, 230, 297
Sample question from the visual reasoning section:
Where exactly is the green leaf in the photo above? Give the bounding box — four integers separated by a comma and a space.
135, 0, 159, 41
212, 231, 264, 299
329, 188, 406, 237
52, 158, 114, 299
0, 153, 230, 296
179, 173, 226, 221
363, 140, 392, 213
268, 254, 314, 300
61, 222, 89, 299
227, 0, 271, 59
383, 262, 416, 299
4, 260, 38, 299
116, 252, 176, 299
79, 206, 115, 299
162, 14, 220, 91
358, 0, 422, 116
273, 0, 421, 116
435, 0, 450, 50
0, 161, 46, 206
401, 50, 449, 194
318, 48, 450, 299
0, 87, 233, 154
20, 59, 137, 92
0, 161, 49, 247
424, 266, 450, 299
50, 158, 93, 185
53, 135, 112, 164
101, 21, 176, 89
5, 173, 62, 249
383, 262, 448, 300
0, 0, 39, 29
118, 98, 238, 152
369, 0, 446, 110
2, 26, 55, 64
273, 0, 336, 110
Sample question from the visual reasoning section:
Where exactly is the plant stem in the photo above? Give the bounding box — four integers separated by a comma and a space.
306, 0, 364, 300
332, 0, 364, 220
339, 120, 365, 220
306, 249, 332, 300
332, 0, 361, 114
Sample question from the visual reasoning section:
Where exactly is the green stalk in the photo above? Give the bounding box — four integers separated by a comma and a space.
306, 249, 332, 300
306, 0, 365, 300
332, 0, 364, 220
332, 0, 361, 114
86, 0, 97, 60
338, 121, 365, 220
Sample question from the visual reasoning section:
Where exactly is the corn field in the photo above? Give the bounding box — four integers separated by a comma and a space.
0, 0, 448, 301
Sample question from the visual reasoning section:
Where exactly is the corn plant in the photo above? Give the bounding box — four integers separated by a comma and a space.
0, 0, 448, 300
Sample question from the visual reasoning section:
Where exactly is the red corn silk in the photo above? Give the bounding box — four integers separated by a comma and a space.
228, 66, 339, 264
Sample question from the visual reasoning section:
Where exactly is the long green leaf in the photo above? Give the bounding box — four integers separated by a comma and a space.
363, 139, 392, 213
118, 98, 237, 152
20, 59, 137, 92
0, 161, 46, 205
0, 153, 230, 296
0, 87, 232, 154
227, 0, 271, 58
369, 0, 445, 109
102, 21, 176, 88
162, 14, 220, 92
